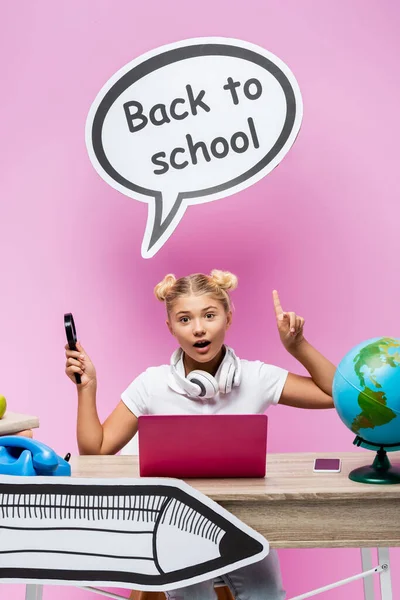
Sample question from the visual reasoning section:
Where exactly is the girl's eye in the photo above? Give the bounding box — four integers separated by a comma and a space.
205, 314, 215, 319
180, 317, 189, 323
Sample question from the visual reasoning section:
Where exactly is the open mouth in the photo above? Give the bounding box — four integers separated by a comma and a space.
193, 340, 211, 348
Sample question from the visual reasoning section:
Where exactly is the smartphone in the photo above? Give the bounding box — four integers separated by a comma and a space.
313, 458, 341, 473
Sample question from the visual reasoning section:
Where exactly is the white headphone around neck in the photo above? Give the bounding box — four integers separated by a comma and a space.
168, 346, 242, 399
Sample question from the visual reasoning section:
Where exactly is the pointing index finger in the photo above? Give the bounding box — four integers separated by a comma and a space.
272, 290, 283, 316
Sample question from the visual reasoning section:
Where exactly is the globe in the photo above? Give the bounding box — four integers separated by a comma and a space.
333, 337, 400, 484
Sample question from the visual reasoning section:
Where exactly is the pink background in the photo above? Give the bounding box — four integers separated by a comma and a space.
1, 1, 399, 598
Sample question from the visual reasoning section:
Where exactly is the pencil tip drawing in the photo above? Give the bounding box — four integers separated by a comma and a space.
0, 476, 268, 591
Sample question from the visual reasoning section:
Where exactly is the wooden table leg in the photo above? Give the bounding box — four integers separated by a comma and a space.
25, 585, 43, 600
361, 548, 375, 600
378, 548, 392, 600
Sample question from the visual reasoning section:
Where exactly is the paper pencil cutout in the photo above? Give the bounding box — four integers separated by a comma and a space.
0, 476, 268, 591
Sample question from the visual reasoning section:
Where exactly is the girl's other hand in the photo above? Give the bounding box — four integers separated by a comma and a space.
273, 290, 305, 352
65, 341, 97, 388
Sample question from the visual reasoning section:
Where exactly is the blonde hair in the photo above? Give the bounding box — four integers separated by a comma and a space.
154, 270, 238, 315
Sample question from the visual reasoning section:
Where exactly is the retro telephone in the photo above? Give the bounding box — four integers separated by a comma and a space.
0, 436, 71, 476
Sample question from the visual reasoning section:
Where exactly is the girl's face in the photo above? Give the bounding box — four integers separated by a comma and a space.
167, 294, 232, 364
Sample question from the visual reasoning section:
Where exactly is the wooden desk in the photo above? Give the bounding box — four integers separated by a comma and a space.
9, 451, 396, 600
70, 451, 400, 550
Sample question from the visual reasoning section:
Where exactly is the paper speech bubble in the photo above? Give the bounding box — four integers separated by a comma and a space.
85, 37, 303, 258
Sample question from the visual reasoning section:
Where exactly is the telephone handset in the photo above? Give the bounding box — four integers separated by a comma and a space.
0, 436, 71, 476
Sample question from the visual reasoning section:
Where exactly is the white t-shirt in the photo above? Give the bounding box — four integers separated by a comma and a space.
121, 355, 288, 417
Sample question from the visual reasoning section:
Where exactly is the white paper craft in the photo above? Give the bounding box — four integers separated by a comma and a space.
0, 476, 268, 591
85, 37, 303, 258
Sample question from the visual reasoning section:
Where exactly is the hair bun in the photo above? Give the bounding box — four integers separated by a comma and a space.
210, 269, 238, 291
154, 274, 176, 302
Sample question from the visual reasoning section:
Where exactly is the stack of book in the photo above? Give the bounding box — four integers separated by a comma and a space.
0, 412, 39, 435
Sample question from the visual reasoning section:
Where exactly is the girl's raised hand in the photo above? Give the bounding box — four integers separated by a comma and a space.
272, 290, 305, 351
65, 342, 97, 389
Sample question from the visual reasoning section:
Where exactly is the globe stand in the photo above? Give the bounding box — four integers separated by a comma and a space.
350, 436, 400, 484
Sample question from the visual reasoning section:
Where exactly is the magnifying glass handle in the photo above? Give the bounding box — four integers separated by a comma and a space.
64, 313, 82, 385
70, 346, 82, 385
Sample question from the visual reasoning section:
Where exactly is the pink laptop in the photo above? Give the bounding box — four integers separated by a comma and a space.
138, 414, 268, 478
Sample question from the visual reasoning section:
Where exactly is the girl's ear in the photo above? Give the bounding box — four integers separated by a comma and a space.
226, 310, 233, 330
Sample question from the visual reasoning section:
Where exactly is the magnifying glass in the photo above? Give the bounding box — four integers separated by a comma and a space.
64, 313, 81, 384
